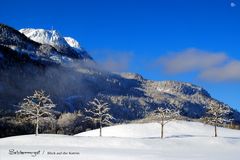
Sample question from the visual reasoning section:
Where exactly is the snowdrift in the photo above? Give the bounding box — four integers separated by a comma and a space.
0, 121, 239, 160
76, 120, 240, 138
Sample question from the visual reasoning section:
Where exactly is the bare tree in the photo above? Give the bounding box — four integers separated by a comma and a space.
16, 90, 55, 136
203, 101, 231, 137
153, 107, 179, 139
85, 98, 114, 137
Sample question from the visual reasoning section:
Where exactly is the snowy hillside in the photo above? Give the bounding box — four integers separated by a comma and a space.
0, 121, 239, 160
76, 120, 240, 138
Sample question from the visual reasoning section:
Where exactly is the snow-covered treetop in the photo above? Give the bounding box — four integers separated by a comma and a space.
85, 98, 114, 125
153, 107, 180, 125
204, 100, 232, 124
16, 90, 56, 120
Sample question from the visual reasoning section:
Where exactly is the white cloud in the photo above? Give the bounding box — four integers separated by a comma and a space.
157, 48, 227, 74
155, 48, 240, 82
199, 60, 240, 82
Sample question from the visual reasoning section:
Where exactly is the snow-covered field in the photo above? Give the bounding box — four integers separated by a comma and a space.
0, 121, 240, 160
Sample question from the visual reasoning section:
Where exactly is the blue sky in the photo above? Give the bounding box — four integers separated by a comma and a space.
0, 0, 240, 110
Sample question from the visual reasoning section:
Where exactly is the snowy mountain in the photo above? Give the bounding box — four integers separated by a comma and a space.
19, 28, 92, 59
19, 28, 69, 47
0, 24, 63, 64
1, 121, 240, 160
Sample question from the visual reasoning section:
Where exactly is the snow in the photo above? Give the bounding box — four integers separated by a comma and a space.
19, 28, 69, 47
64, 37, 81, 49
157, 86, 172, 93
0, 121, 240, 160
19, 29, 83, 52
76, 120, 239, 138
19, 28, 92, 60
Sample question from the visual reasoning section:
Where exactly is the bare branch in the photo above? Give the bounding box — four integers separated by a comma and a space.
84, 98, 114, 136
15, 90, 56, 136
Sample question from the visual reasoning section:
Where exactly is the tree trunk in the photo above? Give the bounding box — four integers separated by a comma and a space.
35, 109, 39, 136
99, 122, 102, 137
36, 115, 39, 136
161, 124, 164, 139
214, 124, 217, 137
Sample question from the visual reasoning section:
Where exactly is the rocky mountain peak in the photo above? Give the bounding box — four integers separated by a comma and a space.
19, 28, 69, 47
19, 28, 92, 60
